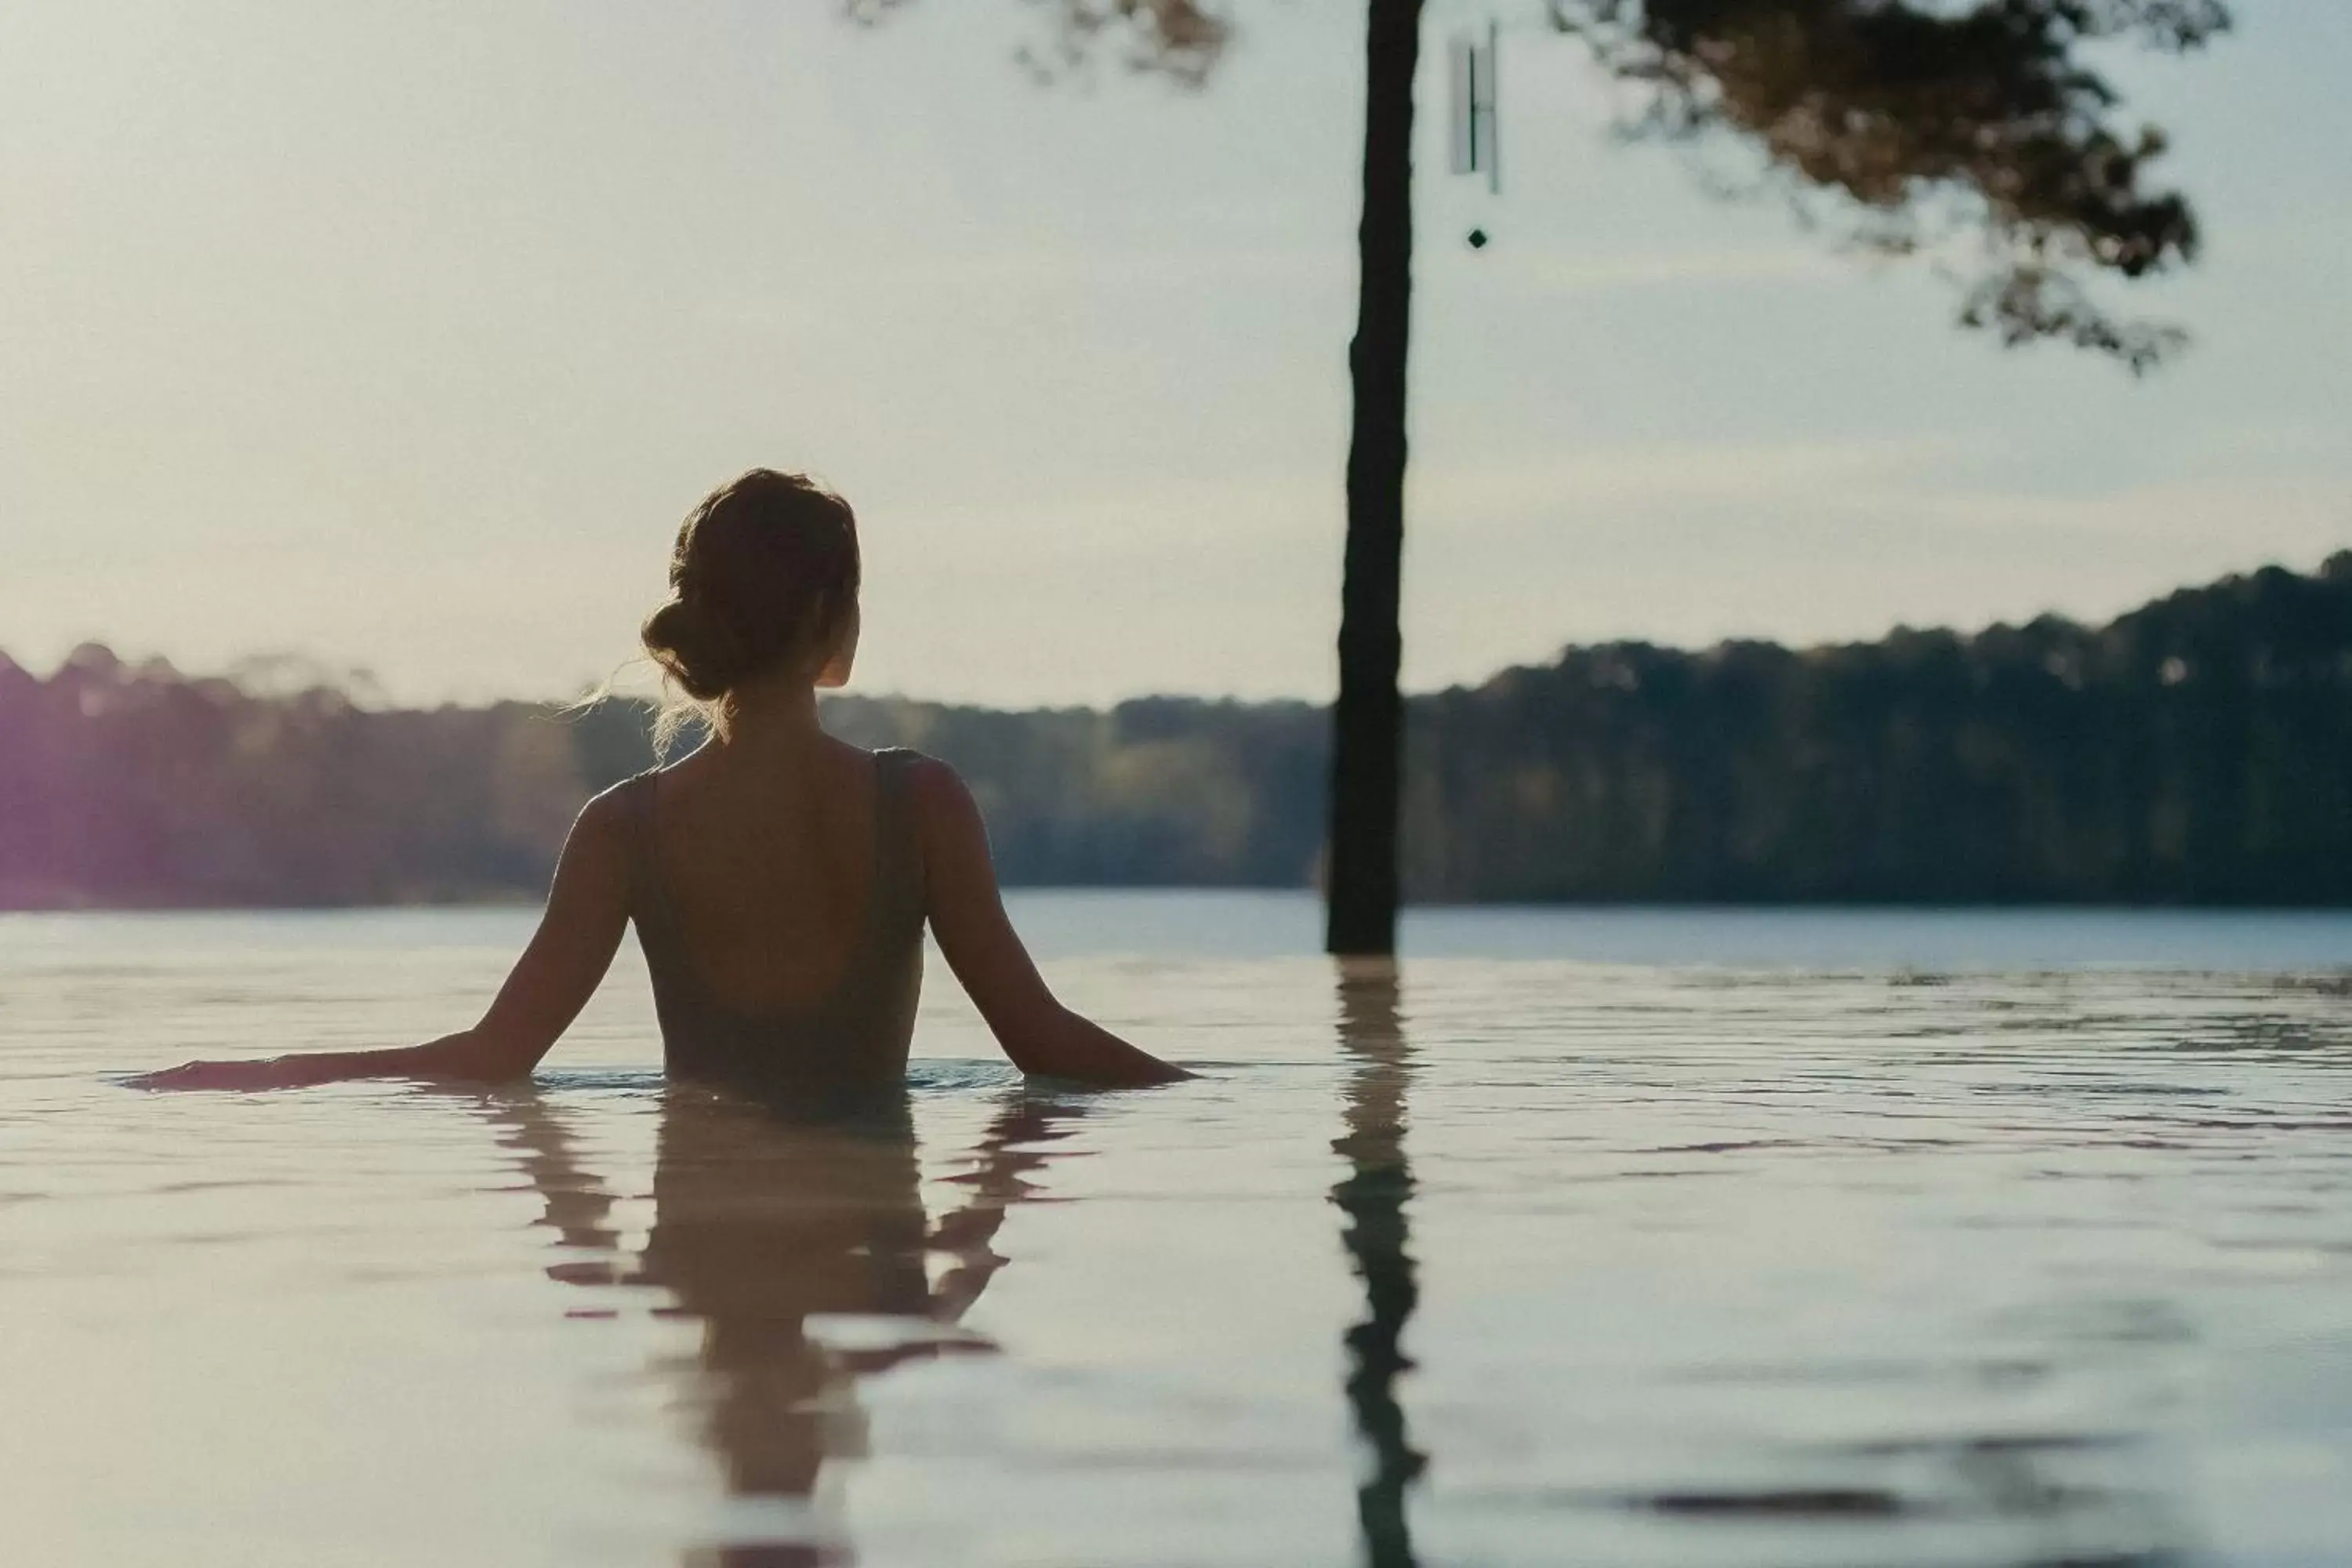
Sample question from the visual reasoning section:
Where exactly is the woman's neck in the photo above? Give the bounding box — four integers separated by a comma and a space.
712, 676, 824, 765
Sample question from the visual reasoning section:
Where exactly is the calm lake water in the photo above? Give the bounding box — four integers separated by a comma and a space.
7, 892, 2352, 1566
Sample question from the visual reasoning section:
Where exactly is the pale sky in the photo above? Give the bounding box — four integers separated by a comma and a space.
2, 0, 2347, 707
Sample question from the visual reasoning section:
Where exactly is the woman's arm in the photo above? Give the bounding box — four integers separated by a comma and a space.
910, 758, 1190, 1087
132, 790, 634, 1090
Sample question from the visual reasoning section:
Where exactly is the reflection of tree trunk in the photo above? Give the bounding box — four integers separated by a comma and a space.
1328, 0, 1425, 957
1330, 958, 1424, 1567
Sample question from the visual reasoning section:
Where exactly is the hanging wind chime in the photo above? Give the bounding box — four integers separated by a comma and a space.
1448, 19, 1501, 249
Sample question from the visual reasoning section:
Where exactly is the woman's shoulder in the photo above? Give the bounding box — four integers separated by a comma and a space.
586, 765, 663, 801
859, 748, 982, 833
575, 769, 661, 835
866, 745, 960, 797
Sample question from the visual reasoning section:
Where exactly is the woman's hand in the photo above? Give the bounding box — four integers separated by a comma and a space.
127, 1056, 309, 1092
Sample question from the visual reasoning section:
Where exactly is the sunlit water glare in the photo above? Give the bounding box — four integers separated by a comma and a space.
5, 894, 2351, 1566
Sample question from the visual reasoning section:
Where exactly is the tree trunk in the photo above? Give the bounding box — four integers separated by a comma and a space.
1327, 0, 1424, 956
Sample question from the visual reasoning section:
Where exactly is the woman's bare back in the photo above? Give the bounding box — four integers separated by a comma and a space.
645, 735, 886, 1015
625, 740, 928, 1100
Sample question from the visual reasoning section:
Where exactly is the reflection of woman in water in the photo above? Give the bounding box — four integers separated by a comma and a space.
140, 469, 1186, 1096
495, 1084, 1086, 1565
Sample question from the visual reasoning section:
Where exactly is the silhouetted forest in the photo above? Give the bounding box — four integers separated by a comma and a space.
5, 555, 2348, 909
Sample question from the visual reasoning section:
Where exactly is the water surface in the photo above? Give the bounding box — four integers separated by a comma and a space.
5, 894, 2351, 1566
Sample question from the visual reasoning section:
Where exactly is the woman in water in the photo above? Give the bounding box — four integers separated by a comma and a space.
138, 469, 1188, 1094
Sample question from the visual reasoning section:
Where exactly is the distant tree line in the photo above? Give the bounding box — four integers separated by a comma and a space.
1406, 555, 2352, 904
4, 555, 2347, 908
